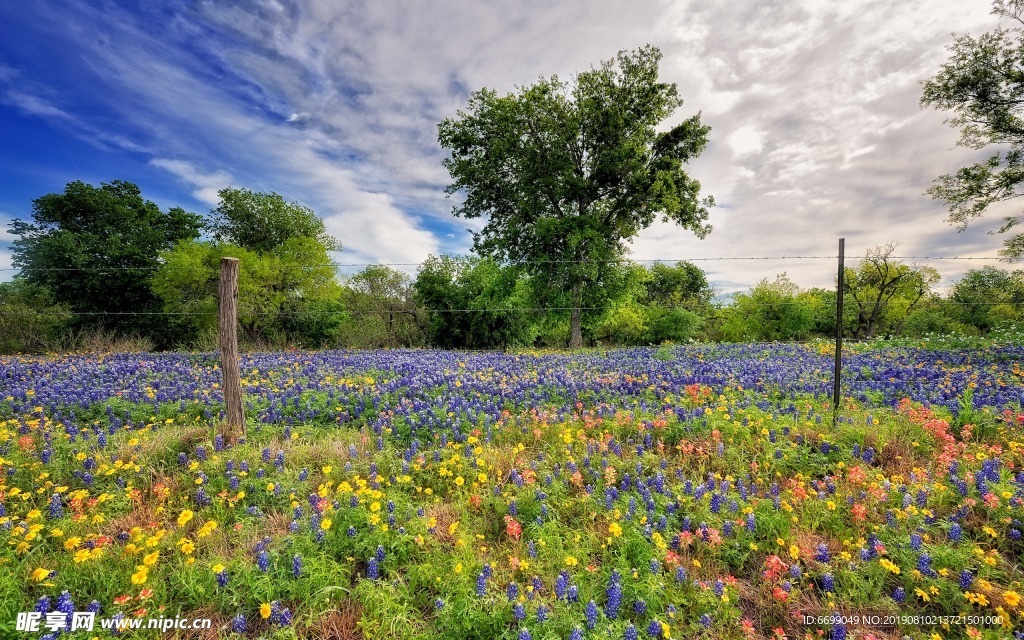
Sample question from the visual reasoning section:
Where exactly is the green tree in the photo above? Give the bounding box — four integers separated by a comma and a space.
340, 265, 422, 348
0, 280, 71, 353
844, 244, 940, 338
921, 0, 1024, 259
720, 274, 816, 342
209, 187, 341, 254
414, 255, 534, 349
949, 265, 1024, 331
8, 180, 203, 338
438, 45, 714, 347
152, 238, 342, 348
644, 261, 715, 309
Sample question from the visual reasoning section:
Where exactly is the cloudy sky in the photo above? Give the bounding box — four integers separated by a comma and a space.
0, 0, 1015, 293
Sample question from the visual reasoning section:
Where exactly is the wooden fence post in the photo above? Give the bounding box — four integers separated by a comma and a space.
219, 257, 245, 440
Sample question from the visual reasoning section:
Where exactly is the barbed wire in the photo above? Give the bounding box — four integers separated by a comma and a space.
0, 254, 1009, 273
2, 298, 1024, 318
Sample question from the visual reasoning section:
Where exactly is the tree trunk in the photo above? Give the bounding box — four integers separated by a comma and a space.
569, 280, 583, 348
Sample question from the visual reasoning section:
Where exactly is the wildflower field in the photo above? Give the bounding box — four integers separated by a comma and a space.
2, 344, 1024, 640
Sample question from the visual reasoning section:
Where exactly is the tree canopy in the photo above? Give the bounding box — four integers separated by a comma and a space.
921, 0, 1024, 259
8, 180, 203, 336
438, 45, 714, 347
209, 187, 341, 254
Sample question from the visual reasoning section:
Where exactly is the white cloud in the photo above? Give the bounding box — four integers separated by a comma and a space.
727, 125, 764, 157
2, 0, 1014, 290
150, 159, 233, 207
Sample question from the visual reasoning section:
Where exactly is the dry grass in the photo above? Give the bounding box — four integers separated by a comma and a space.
300, 600, 364, 639
876, 438, 924, 477
122, 427, 209, 470
424, 502, 460, 547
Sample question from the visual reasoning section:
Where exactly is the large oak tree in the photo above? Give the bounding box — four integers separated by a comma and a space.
438, 45, 714, 347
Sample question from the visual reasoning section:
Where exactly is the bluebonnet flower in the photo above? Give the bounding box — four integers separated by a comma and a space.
292, 554, 302, 578
257, 551, 269, 572
893, 587, 906, 603
570, 627, 584, 640
949, 524, 962, 543
960, 570, 974, 590
35, 596, 52, 614
567, 584, 579, 603
518, 630, 532, 640
917, 553, 936, 578
555, 572, 568, 600
536, 604, 547, 623
48, 493, 62, 520
585, 600, 599, 629
513, 603, 525, 621
624, 624, 639, 640
605, 571, 622, 620
815, 543, 830, 563
822, 573, 835, 592
376, 545, 386, 563
714, 580, 725, 597
476, 572, 487, 597
832, 619, 847, 640
216, 569, 229, 587
699, 614, 712, 629
435, 598, 444, 610
647, 619, 663, 638
508, 582, 519, 601
367, 558, 379, 580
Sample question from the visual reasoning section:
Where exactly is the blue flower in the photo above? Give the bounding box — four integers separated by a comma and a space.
585, 600, 599, 629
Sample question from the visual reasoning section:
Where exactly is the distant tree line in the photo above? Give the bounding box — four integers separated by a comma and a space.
2, 180, 1022, 354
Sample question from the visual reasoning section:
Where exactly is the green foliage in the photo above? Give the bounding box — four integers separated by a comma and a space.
720, 274, 816, 341
844, 243, 940, 339
949, 265, 1024, 331
921, 0, 1024, 258
0, 280, 71, 353
438, 45, 713, 346
414, 255, 535, 349
339, 265, 422, 348
8, 180, 203, 337
152, 238, 342, 348
209, 187, 341, 254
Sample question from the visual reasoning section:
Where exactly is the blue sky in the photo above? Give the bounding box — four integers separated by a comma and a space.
0, 0, 1014, 292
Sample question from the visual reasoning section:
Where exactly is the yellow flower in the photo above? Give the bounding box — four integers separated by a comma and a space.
74, 549, 92, 563
130, 566, 148, 585
370, 502, 381, 513
177, 510, 194, 527
609, 522, 622, 537
31, 568, 51, 582
197, 521, 218, 538
880, 558, 901, 575
321, 518, 332, 531
1005, 590, 1021, 607
260, 603, 272, 619
565, 556, 579, 567
455, 476, 465, 486
63, 537, 82, 550
143, 551, 159, 566
789, 545, 800, 560
212, 563, 226, 574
